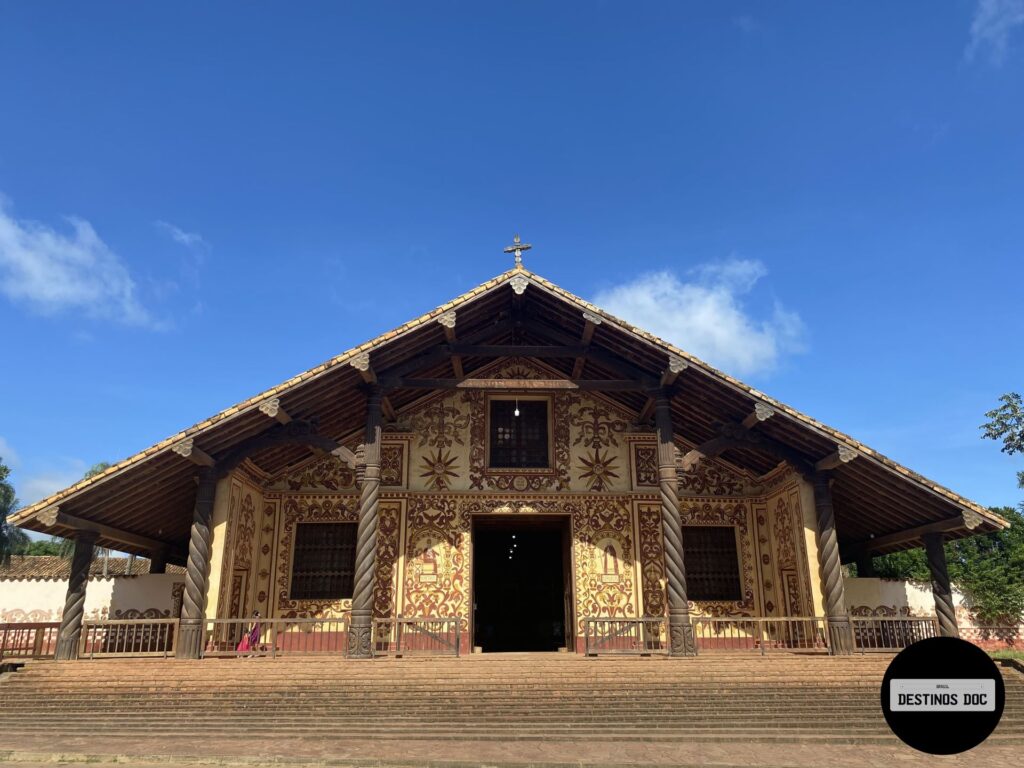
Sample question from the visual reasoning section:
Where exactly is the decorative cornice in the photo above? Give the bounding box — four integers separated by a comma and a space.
837, 444, 858, 463
36, 505, 60, 526
509, 275, 529, 295
258, 398, 282, 418
171, 438, 195, 458
349, 351, 371, 372
668, 355, 688, 374
437, 310, 457, 329
962, 509, 985, 531
753, 402, 774, 422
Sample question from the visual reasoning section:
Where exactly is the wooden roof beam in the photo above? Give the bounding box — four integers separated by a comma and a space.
815, 444, 859, 472
680, 423, 815, 476
741, 402, 775, 430
331, 445, 358, 469
350, 351, 398, 421
257, 398, 292, 425
438, 311, 463, 378
34, 506, 186, 560
170, 438, 215, 467
378, 376, 647, 392
520, 319, 655, 383
841, 512, 985, 559
571, 311, 601, 379
639, 355, 689, 423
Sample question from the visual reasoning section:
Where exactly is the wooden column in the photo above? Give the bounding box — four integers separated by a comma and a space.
812, 472, 853, 654
55, 530, 98, 660
348, 385, 383, 659
654, 391, 696, 656
177, 467, 218, 659
149, 549, 167, 574
855, 553, 875, 578
923, 532, 959, 638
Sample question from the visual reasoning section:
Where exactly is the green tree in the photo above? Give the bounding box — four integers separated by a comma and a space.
1, 456, 30, 564
84, 462, 113, 479
871, 508, 1024, 625
20, 538, 65, 556
981, 392, 1024, 491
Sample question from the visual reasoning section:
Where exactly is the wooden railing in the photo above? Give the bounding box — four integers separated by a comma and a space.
202, 617, 349, 657
2, 615, 1018, 660
80, 619, 178, 658
373, 617, 461, 657
0, 622, 60, 661
583, 617, 668, 656
691, 616, 831, 654
851, 616, 939, 652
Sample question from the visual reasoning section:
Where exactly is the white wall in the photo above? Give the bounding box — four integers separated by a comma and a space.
1, 574, 184, 623
843, 576, 969, 618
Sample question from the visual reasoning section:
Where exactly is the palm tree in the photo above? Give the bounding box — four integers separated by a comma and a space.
1, 456, 29, 566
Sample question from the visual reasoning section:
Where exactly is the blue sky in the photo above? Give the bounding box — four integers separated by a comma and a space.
1, 2, 1022, 516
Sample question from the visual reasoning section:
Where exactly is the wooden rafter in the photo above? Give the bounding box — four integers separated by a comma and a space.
571, 311, 601, 379
840, 516, 971, 559
258, 397, 292, 425
379, 376, 647, 392
639, 355, 689, 423
170, 438, 215, 467
349, 351, 398, 421
35, 506, 185, 560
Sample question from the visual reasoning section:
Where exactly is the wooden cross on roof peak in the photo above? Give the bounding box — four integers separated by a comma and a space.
503, 233, 532, 268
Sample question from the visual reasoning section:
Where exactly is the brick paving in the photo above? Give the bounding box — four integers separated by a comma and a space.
0, 736, 1022, 768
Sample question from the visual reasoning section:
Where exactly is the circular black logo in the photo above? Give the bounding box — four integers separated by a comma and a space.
881, 636, 1005, 754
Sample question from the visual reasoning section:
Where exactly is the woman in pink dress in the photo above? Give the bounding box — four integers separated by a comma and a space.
236, 611, 261, 655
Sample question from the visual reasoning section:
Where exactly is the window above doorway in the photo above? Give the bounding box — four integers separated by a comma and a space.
488, 397, 550, 469
289, 522, 357, 600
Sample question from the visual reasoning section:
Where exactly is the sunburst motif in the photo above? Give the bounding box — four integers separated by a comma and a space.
578, 448, 620, 491
419, 448, 459, 490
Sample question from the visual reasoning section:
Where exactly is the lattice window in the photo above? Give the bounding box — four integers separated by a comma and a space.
289, 522, 357, 600
683, 525, 742, 601
489, 399, 549, 468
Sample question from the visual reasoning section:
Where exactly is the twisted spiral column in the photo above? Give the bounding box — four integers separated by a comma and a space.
55, 531, 98, 660
812, 472, 852, 654
924, 532, 959, 638
349, 387, 383, 659
177, 467, 218, 658
654, 392, 696, 656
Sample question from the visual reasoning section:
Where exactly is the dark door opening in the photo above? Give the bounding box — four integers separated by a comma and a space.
472, 517, 570, 652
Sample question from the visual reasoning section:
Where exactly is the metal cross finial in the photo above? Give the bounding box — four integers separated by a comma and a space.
503, 233, 532, 268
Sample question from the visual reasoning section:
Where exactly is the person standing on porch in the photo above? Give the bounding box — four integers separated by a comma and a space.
237, 611, 261, 656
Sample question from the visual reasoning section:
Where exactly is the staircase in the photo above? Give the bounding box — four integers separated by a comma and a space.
1, 654, 1022, 744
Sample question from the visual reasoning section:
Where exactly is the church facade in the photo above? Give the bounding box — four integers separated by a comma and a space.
11, 257, 1007, 660
205, 356, 822, 654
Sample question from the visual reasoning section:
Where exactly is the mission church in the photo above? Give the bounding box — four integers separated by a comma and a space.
11, 239, 1007, 660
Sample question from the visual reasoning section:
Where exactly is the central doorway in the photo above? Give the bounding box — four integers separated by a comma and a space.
472, 516, 572, 653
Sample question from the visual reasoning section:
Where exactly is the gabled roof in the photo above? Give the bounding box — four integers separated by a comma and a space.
12, 266, 1007, 560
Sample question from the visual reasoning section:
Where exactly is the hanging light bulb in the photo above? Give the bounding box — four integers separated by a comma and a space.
514, 396, 520, 418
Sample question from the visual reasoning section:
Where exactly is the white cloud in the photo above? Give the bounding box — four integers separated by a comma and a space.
967, 0, 1024, 65
0, 436, 19, 467
155, 220, 207, 252
592, 259, 806, 377
0, 198, 156, 327
17, 459, 87, 507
